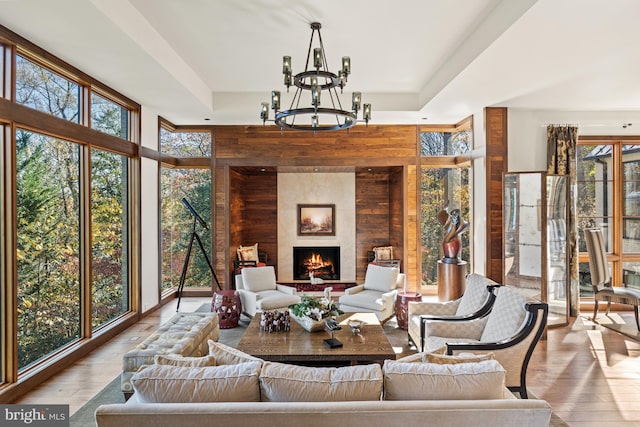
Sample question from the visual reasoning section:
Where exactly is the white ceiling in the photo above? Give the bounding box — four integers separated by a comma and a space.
1, 0, 640, 127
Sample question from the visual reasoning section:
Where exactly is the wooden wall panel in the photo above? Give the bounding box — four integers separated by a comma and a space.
484, 108, 508, 283
214, 124, 419, 287
237, 173, 278, 272
355, 169, 392, 281
214, 125, 417, 166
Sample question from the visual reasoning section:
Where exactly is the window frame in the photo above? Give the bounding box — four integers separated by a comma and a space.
578, 137, 640, 300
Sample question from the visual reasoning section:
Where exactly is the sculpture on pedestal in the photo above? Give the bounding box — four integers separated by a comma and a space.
437, 202, 469, 264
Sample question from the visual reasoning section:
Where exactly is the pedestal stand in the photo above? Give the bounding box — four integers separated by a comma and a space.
212, 290, 242, 328
437, 260, 467, 301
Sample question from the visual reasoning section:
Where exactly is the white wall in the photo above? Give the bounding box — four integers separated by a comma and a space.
472, 111, 487, 275
508, 109, 640, 171
277, 173, 356, 282
140, 108, 159, 313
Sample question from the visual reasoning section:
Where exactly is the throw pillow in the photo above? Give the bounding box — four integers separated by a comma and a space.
426, 351, 495, 365
363, 263, 399, 292
208, 340, 262, 365
259, 361, 383, 402
131, 362, 261, 403
382, 359, 505, 400
237, 243, 259, 262
240, 266, 277, 292
153, 354, 216, 367
373, 246, 393, 260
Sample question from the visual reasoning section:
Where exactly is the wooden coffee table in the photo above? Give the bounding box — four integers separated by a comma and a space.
236, 312, 396, 365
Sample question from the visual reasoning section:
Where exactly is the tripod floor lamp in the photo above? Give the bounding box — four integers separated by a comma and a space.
176, 198, 221, 311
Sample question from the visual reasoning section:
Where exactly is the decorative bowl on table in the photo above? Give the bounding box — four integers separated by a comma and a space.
288, 295, 343, 333
347, 319, 365, 334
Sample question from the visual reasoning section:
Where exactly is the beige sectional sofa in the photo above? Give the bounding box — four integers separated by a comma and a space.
96, 341, 552, 427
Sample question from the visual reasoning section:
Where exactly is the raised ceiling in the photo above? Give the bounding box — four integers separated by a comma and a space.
1, 0, 640, 127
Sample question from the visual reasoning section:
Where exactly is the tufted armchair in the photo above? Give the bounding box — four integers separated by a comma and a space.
338, 263, 405, 324
422, 285, 548, 398
235, 266, 300, 318
407, 273, 500, 351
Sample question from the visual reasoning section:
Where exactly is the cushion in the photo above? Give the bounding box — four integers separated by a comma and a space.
237, 243, 259, 262
130, 362, 261, 403
382, 359, 506, 400
241, 266, 277, 292
208, 340, 262, 365
373, 246, 393, 260
480, 286, 528, 343
259, 361, 383, 402
363, 263, 399, 292
426, 352, 495, 365
153, 354, 216, 367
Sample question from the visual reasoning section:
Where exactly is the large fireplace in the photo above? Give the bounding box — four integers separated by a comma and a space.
293, 246, 340, 281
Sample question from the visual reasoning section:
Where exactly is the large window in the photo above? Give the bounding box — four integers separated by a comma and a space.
159, 126, 212, 293
577, 141, 640, 296
15, 54, 80, 123
16, 130, 81, 369
0, 28, 139, 392
91, 148, 129, 329
419, 123, 472, 291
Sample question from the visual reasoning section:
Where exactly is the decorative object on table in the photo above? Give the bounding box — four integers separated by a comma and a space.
289, 294, 343, 332
309, 271, 324, 285
347, 319, 365, 335
323, 318, 343, 348
437, 201, 469, 264
259, 310, 290, 333
211, 290, 242, 329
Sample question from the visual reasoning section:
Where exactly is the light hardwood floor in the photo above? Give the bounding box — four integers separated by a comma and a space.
13, 297, 640, 427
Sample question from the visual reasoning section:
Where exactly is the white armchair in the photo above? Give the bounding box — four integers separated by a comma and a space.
422, 285, 548, 398
407, 273, 499, 351
235, 266, 300, 318
338, 263, 405, 324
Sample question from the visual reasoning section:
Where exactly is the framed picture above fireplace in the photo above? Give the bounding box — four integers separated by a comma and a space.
297, 204, 335, 236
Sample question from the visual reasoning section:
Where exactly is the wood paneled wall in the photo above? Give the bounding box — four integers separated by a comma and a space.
214, 125, 418, 288
484, 108, 508, 283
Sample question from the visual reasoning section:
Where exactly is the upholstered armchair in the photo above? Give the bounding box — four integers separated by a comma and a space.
584, 228, 640, 330
235, 266, 300, 318
422, 285, 548, 398
338, 263, 405, 324
407, 273, 500, 351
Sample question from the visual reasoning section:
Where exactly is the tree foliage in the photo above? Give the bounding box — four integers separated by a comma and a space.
15, 57, 129, 368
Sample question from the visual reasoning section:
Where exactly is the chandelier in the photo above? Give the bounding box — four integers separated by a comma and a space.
260, 22, 371, 133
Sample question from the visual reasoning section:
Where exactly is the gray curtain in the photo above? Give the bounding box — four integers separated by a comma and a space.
547, 125, 578, 316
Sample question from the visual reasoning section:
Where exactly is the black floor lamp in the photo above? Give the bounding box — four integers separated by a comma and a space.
176, 198, 221, 311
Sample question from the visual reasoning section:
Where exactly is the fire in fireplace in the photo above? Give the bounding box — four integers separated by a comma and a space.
293, 246, 340, 281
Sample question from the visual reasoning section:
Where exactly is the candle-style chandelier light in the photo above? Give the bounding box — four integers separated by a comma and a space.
260, 22, 371, 133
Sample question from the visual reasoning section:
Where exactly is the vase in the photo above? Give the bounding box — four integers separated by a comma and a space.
289, 310, 325, 332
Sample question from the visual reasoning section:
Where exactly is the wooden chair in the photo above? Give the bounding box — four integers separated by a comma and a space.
584, 228, 640, 330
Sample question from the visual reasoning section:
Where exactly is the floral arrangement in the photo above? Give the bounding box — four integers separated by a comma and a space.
289, 295, 343, 321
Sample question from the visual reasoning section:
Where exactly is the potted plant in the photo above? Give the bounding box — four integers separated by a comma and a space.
288, 295, 343, 332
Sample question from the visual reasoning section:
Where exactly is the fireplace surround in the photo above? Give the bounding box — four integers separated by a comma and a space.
293, 246, 340, 281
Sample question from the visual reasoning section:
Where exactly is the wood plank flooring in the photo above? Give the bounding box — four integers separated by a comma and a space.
13, 297, 640, 426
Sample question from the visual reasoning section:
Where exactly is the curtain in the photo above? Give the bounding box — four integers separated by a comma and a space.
547, 125, 578, 316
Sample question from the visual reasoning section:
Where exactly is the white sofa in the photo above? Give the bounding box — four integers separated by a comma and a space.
95, 398, 552, 427
96, 343, 552, 427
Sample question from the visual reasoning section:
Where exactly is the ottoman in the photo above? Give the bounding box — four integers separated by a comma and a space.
121, 312, 220, 398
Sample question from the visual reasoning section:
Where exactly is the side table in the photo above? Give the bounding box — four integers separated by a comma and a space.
212, 290, 242, 329
395, 291, 422, 330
